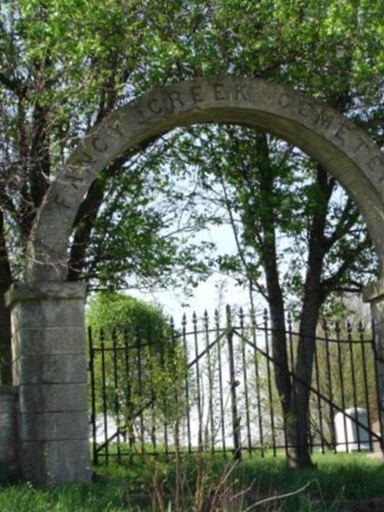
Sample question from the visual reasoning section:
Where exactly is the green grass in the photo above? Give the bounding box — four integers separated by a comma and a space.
0, 481, 131, 512
0, 452, 382, 511
94, 451, 384, 510
237, 451, 384, 500
96, 450, 384, 495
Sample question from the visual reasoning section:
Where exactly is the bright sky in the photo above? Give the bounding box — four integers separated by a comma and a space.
128, 222, 262, 323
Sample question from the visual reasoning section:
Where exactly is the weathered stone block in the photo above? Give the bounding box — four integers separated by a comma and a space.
12, 327, 86, 359
0, 411, 16, 430
11, 300, 85, 332
19, 411, 89, 441
0, 421, 17, 448
0, 388, 18, 414
0, 387, 18, 469
6, 282, 87, 304
14, 354, 87, 385
0, 443, 18, 464
19, 383, 88, 413
21, 439, 91, 484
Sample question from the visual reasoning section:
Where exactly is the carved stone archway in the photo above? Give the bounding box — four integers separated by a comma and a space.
7, 77, 384, 483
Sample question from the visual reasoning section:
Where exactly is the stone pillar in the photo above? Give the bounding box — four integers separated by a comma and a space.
5, 282, 91, 485
363, 278, 384, 449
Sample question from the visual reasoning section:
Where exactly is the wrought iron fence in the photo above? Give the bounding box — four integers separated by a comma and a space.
88, 306, 383, 465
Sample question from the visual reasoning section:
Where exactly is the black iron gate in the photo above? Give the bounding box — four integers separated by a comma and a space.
88, 307, 383, 465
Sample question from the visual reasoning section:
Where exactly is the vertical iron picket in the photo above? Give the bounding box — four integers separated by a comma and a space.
88, 326, 98, 465
226, 305, 241, 460
136, 328, 145, 454
182, 313, 192, 453
193, 312, 203, 449
215, 309, 227, 456
147, 321, 157, 453
240, 308, 252, 454
100, 328, 109, 464
324, 320, 336, 452
159, 324, 169, 458
313, 341, 325, 453
287, 314, 299, 454
347, 321, 360, 450
287, 314, 295, 375
264, 309, 276, 457
204, 310, 215, 454
124, 328, 134, 455
359, 322, 373, 450
251, 308, 264, 456
112, 328, 122, 463
336, 322, 349, 452
170, 316, 181, 458
301, 332, 313, 455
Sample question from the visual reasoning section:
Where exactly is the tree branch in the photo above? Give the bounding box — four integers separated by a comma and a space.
323, 197, 359, 251
321, 237, 371, 292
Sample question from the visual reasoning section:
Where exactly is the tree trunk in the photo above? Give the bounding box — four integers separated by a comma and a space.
254, 134, 292, 414
267, 273, 291, 414
287, 301, 321, 468
286, 166, 329, 468
0, 211, 13, 384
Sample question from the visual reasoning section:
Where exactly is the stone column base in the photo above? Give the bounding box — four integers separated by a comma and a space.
5, 282, 91, 485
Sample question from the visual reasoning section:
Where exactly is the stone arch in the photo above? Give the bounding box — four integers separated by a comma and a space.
28, 77, 384, 282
